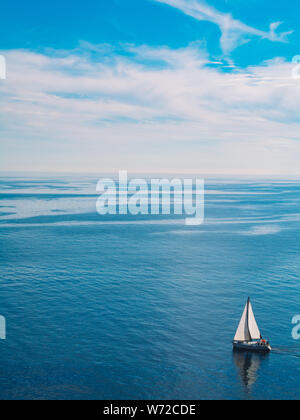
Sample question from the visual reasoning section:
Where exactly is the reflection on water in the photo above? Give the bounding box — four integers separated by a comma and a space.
233, 350, 269, 396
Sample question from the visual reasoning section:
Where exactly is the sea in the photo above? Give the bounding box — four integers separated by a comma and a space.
0, 173, 299, 400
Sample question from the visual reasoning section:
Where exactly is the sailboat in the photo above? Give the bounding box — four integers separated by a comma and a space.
233, 298, 271, 352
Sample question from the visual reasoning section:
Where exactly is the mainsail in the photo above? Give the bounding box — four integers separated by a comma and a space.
234, 298, 261, 342
247, 301, 261, 340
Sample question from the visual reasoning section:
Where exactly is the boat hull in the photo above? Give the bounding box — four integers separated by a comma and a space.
233, 341, 271, 353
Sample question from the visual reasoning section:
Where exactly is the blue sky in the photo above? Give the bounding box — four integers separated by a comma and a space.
0, 0, 298, 65
0, 0, 299, 174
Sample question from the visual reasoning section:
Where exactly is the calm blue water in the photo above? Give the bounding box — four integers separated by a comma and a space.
0, 174, 299, 400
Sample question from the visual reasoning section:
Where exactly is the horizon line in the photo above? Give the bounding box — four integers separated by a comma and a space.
1, 170, 300, 179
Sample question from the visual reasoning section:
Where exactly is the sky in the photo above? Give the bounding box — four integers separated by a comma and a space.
0, 0, 299, 175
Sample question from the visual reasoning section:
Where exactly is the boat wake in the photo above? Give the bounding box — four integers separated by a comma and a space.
271, 347, 300, 359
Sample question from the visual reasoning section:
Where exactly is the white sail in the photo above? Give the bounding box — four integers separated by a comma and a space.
248, 301, 261, 340
234, 302, 251, 342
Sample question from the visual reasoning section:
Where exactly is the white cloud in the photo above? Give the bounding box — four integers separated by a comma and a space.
0, 44, 299, 174
154, 0, 292, 54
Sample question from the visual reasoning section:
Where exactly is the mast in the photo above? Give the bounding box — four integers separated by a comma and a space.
246, 297, 251, 341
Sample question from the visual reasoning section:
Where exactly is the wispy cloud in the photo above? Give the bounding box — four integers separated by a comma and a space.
0, 44, 299, 173
154, 0, 293, 54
